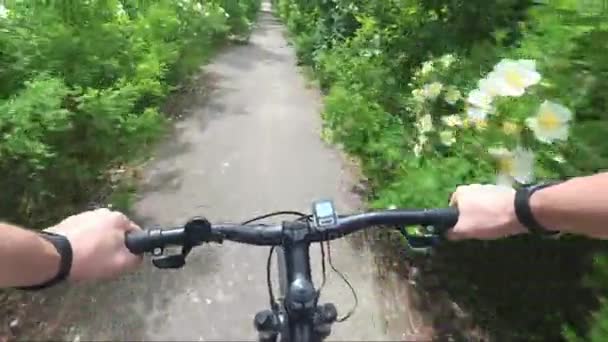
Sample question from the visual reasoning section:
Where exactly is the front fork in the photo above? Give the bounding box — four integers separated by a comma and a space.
254, 303, 338, 342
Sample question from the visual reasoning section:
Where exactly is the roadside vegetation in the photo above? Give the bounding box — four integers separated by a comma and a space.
0, 0, 260, 227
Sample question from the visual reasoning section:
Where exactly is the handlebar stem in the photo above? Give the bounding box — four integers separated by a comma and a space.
280, 221, 318, 342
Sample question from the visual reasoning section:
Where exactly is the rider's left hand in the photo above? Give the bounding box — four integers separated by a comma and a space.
46, 209, 144, 282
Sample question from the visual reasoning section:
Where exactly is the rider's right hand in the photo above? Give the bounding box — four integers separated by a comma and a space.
447, 184, 528, 240
45, 208, 143, 282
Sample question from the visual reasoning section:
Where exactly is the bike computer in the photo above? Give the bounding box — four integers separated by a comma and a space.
312, 200, 338, 229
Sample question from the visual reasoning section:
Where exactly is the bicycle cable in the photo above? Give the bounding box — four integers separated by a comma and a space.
241, 211, 309, 310
319, 239, 327, 290
242, 211, 309, 225
326, 240, 358, 322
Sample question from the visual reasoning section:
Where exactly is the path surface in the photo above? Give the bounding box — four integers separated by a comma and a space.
16, 3, 433, 341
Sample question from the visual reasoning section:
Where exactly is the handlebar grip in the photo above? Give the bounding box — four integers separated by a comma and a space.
125, 230, 157, 255
432, 207, 459, 234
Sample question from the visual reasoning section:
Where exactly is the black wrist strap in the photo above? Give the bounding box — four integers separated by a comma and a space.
514, 182, 561, 236
18, 231, 73, 291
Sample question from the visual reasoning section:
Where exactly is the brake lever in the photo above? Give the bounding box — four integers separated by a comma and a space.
152, 218, 211, 269
399, 225, 445, 256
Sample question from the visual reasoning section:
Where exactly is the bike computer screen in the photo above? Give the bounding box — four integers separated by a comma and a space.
312, 200, 338, 229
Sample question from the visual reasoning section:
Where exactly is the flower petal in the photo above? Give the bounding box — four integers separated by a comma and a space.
541, 100, 573, 122
512, 147, 535, 184
417, 114, 434, 133
467, 89, 493, 110
488, 147, 512, 158
478, 74, 502, 97
496, 173, 515, 188
442, 114, 463, 127
440, 130, 456, 146
528, 101, 572, 143
467, 106, 489, 121
489, 58, 541, 97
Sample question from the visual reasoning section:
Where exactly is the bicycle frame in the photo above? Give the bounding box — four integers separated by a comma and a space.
255, 220, 337, 342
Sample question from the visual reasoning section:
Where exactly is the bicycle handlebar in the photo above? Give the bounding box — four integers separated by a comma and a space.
125, 208, 458, 255
124, 206, 459, 341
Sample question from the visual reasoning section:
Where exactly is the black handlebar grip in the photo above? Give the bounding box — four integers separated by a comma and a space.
125, 230, 156, 255
432, 207, 459, 234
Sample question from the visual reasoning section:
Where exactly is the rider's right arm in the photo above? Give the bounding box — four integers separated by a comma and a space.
448, 172, 608, 240
531, 172, 608, 238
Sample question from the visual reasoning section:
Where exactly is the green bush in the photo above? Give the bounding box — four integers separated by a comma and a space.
275, 0, 608, 340
217, 0, 261, 37
0, 0, 260, 226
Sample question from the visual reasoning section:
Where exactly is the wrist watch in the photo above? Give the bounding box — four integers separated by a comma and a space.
18, 231, 73, 291
514, 182, 562, 236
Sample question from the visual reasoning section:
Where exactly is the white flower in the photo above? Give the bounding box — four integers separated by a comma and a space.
465, 87, 494, 122
195, 3, 203, 12
553, 154, 566, 164
496, 173, 515, 188
444, 86, 461, 105
411, 88, 425, 103
466, 105, 489, 121
416, 114, 434, 134
502, 121, 521, 135
413, 135, 428, 157
488, 147, 511, 159
525, 100, 573, 143
0, 4, 9, 18
511, 147, 535, 184
489, 59, 542, 97
441, 114, 463, 127
421, 61, 434, 75
422, 82, 443, 100
440, 54, 456, 68
467, 88, 493, 111
478, 73, 502, 97
218, 7, 230, 18
413, 143, 423, 157
489, 146, 535, 184
116, 3, 127, 17
439, 131, 456, 146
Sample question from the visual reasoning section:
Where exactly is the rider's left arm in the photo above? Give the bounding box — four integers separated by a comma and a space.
0, 223, 60, 287
0, 209, 144, 289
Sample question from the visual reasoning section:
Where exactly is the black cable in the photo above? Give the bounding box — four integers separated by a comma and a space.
266, 246, 278, 310
242, 211, 308, 312
242, 211, 308, 225
319, 241, 327, 290
327, 240, 358, 322
297, 215, 313, 222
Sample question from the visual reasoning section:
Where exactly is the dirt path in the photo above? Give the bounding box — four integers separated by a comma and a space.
2, 3, 435, 341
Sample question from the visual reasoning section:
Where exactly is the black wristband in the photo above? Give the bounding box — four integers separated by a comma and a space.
514, 182, 561, 236
18, 231, 73, 291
